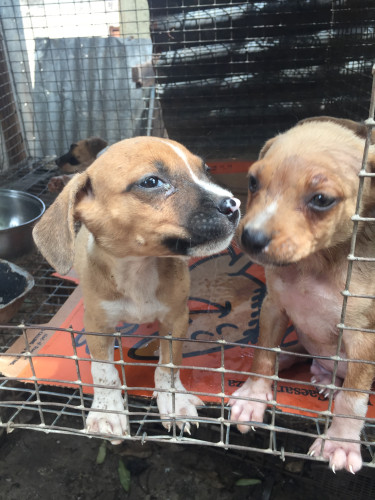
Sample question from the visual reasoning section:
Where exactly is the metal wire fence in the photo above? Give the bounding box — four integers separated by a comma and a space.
0, 0, 375, 484
0, 324, 374, 466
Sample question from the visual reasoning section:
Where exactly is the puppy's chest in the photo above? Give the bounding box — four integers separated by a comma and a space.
272, 271, 343, 341
101, 259, 168, 324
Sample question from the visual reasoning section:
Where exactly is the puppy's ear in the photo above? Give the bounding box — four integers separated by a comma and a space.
86, 137, 108, 157
298, 116, 375, 143
259, 137, 277, 159
33, 172, 90, 275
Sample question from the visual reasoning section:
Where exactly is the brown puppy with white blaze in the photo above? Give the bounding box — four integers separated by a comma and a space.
34, 136, 241, 441
230, 117, 375, 473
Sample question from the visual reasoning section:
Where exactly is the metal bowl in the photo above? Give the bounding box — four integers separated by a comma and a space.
0, 189, 45, 259
0, 259, 34, 323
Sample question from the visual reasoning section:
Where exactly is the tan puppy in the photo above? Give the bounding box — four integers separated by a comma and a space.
48, 137, 108, 192
33, 136, 240, 441
230, 117, 375, 473
56, 137, 108, 172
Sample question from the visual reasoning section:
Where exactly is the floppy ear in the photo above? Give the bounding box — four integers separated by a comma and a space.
33, 172, 90, 275
298, 116, 375, 143
258, 137, 277, 159
86, 137, 108, 157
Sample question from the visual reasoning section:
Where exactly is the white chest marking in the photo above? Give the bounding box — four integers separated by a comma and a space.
160, 139, 233, 198
101, 257, 168, 325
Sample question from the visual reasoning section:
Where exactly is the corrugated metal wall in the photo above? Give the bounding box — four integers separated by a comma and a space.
150, 0, 375, 159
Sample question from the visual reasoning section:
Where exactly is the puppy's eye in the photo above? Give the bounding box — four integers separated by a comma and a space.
308, 193, 337, 211
248, 174, 258, 193
139, 176, 164, 189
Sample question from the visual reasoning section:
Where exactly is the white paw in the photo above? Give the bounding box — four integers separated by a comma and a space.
228, 377, 273, 433
86, 361, 129, 443
156, 391, 203, 433
86, 389, 129, 444
309, 434, 362, 474
86, 410, 129, 445
154, 366, 203, 433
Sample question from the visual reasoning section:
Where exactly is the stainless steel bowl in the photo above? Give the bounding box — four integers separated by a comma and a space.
0, 189, 45, 259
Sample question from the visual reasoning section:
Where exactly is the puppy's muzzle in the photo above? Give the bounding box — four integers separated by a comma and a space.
55, 152, 79, 169
189, 195, 241, 235
164, 195, 241, 256
241, 227, 271, 255
190, 195, 241, 236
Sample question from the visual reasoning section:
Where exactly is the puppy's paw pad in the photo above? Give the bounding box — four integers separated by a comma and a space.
309, 437, 362, 473
228, 378, 273, 432
229, 396, 269, 433
156, 392, 203, 433
86, 411, 129, 442
47, 175, 71, 193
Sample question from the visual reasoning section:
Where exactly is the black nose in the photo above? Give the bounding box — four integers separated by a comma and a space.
217, 197, 240, 215
241, 228, 271, 254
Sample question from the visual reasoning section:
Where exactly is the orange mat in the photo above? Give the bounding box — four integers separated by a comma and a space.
2, 245, 373, 419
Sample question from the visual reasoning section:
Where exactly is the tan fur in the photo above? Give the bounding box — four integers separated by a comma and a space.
48, 137, 108, 193
34, 135, 240, 440
231, 117, 375, 473
60, 137, 108, 173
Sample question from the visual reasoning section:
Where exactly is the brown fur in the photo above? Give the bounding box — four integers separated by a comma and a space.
57, 137, 108, 173
230, 117, 375, 473
34, 136, 240, 441
48, 137, 108, 193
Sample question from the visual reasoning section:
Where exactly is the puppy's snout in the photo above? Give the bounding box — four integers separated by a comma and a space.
55, 153, 70, 168
241, 228, 271, 254
218, 197, 241, 215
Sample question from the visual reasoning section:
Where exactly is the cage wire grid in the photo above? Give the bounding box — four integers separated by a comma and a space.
0, 0, 374, 483
2, 87, 375, 466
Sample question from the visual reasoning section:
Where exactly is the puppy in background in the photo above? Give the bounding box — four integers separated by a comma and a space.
34, 136, 240, 441
48, 137, 108, 192
230, 117, 375, 473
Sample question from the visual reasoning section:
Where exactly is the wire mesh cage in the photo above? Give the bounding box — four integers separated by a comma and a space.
0, 0, 375, 491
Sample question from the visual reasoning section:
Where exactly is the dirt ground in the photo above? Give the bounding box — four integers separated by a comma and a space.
1, 425, 375, 500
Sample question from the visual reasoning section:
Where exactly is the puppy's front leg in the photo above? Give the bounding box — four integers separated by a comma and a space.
309, 330, 375, 473
155, 307, 203, 433
84, 318, 129, 443
229, 293, 289, 432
